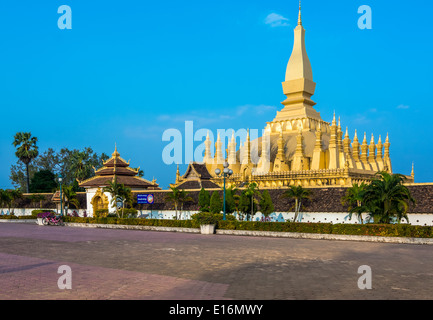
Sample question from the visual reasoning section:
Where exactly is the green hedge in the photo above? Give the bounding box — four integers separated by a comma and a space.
31, 209, 55, 217
63, 216, 198, 228
0, 215, 37, 220
218, 220, 433, 238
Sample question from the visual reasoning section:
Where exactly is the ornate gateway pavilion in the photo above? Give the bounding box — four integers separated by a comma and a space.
173, 4, 414, 190
78, 146, 160, 215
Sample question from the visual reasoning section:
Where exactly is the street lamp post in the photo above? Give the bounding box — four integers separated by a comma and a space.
215, 162, 233, 220
59, 174, 63, 217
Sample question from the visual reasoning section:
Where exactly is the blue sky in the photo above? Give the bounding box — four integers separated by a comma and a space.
0, 0, 432, 189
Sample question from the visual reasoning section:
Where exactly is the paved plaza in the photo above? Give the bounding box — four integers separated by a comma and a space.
1, 222, 433, 300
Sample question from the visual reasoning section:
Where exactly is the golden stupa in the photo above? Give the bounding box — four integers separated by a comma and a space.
174, 3, 414, 189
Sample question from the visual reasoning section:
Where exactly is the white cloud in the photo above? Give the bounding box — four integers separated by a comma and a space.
264, 13, 290, 27
397, 104, 410, 110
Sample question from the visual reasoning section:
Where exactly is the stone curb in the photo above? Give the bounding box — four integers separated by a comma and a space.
63, 222, 433, 245
64, 222, 200, 234
0, 219, 37, 223
3, 219, 432, 245
215, 229, 433, 245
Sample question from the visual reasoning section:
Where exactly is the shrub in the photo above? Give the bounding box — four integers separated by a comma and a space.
37, 212, 55, 219
121, 208, 138, 218
209, 191, 222, 214
0, 215, 18, 219
191, 212, 235, 227
94, 209, 109, 218
31, 209, 55, 217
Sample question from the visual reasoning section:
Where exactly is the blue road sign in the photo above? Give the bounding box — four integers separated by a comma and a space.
137, 194, 154, 204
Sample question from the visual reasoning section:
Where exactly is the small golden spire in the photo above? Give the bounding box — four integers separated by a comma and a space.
298, 0, 302, 26
363, 132, 368, 145
353, 129, 358, 142
112, 142, 120, 157
411, 162, 415, 179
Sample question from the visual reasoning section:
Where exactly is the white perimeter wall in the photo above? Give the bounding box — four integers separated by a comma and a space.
4, 207, 433, 226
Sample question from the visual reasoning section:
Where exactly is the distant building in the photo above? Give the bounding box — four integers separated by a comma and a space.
78, 145, 160, 215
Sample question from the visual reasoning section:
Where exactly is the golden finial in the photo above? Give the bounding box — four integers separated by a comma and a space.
112, 142, 120, 157
363, 132, 368, 144
411, 162, 414, 178
298, 0, 302, 26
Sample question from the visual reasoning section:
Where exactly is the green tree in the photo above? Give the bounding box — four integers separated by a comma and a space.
29, 170, 57, 193
243, 182, 261, 221
259, 190, 275, 220
103, 177, 122, 217
118, 184, 133, 218
62, 185, 81, 215
178, 190, 194, 219
8, 189, 22, 215
0, 189, 12, 214
233, 193, 241, 220
9, 147, 108, 191
12, 132, 39, 193
363, 172, 415, 224
29, 194, 46, 209
281, 185, 312, 222
209, 191, 222, 214
165, 186, 181, 219
342, 182, 368, 223
239, 192, 252, 221
224, 187, 237, 215
198, 188, 210, 212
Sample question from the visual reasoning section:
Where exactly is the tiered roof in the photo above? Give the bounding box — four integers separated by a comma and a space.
78, 146, 160, 190
172, 162, 220, 190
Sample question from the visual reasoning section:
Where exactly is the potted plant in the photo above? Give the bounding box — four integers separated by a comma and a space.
191, 212, 221, 234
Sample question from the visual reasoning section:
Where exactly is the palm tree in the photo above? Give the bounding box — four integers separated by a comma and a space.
29, 193, 46, 209
0, 189, 12, 214
243, 182, 261, 221
233, 193, 242, 220
259, 190, 275, 221
342, 182, 368, 223
118, 184, 133, 218
8, 189, 22, 215
62, 185, 80, 215
281, 185, 312, 222
165, 186, 181, 219
363, 172, 415, 224
13, 132, 39, 193
178, 190, 194, 219
103, 177, 122, 217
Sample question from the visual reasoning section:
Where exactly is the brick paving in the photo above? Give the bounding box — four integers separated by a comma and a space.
1, 223, 433, 300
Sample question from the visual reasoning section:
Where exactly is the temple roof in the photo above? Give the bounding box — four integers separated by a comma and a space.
78, 145, 160, 190
172, 162, 220, 190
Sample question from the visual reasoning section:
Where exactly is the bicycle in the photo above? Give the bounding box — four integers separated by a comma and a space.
42, 215, 64, 226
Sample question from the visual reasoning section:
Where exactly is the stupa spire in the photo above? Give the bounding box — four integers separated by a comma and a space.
298, 1, 302, 26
